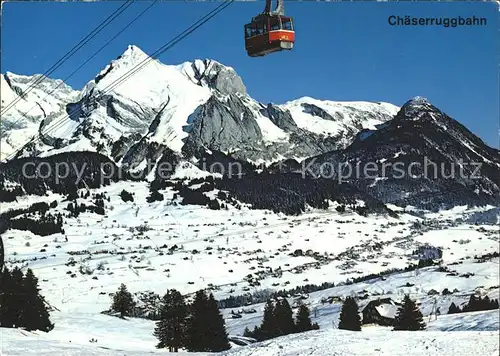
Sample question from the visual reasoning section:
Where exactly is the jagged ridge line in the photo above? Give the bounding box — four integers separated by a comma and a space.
0, 0, 134, 116
1, 0, 159, 139
4, 0, 234, 161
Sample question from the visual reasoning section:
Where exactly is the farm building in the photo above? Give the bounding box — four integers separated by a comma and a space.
361, 297, 401, 326
412, 244, 443, 260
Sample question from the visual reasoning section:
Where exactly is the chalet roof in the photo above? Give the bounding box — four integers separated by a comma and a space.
362, 297, 401, 316
375, 303, 399, 319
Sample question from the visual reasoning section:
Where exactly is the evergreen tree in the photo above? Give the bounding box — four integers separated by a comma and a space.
492, 299, 499, 309
393, 295, 426, 331
111, 283, 135, 318
447, 302, 461, 314
461, 295, 499, 312
0, 267, 53, 332
205, 293, 230, 351
8, 267, 24, 328
185, 290, 208, 351
243, 326, 252, 337
274, 298, 295, 336
338, 296, 362, 331
295, 304, 314, 333
0, 268, 17, 328
462, 295, 478, 312
20, 269, 54, 332
185, 290, 230, 352
153, 289, 188, 352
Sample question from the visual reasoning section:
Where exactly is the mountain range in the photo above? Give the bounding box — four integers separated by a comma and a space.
1, 45, 398, 165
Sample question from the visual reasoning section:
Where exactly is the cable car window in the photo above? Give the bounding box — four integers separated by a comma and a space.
269, 16, 280, 31
282, 19, 293, 31
245, 27, 252, 38
247, 22, 259, 37
257, 20, 266, 35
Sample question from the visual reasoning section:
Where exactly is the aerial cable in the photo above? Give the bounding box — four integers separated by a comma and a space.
1, 0, 134, 116
10, 0, 234, 160
97, 0, 234, 96
2, 0, 159, 137
5, 0, 234, 161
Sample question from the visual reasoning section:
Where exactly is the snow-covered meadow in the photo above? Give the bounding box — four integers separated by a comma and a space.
1, 172, 498, 355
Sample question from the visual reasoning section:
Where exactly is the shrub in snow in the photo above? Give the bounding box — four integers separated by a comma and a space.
120, 189, 134, 203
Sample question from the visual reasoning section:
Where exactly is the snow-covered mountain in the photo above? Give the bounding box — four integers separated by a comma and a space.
1, 45, 399, 167
1, 45, 499, 354
299, 97, 500, 209
0, 72, 79, 160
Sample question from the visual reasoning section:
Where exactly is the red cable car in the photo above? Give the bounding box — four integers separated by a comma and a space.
244, 0, 295, 57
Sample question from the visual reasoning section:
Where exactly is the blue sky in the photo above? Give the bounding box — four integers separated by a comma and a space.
2, 1, 499, 148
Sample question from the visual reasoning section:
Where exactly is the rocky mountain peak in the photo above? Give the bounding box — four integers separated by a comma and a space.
397, 96, 442, 121
177, 59, 247, 96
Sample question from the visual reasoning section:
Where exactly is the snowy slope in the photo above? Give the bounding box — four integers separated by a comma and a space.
0, 72, 79, 160
0, 310, 497, 355
1, 173, 499, 355
281, 96, 398, 148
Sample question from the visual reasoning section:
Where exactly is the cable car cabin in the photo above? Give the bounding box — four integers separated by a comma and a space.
244, 14, 294, 57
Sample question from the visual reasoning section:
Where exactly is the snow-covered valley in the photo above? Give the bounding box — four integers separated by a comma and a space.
1, 177, 499, 355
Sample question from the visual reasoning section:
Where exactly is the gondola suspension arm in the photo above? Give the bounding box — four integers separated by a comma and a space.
264, 0, 285, 15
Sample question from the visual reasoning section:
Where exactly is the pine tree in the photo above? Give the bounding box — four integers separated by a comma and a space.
338, 296, 362, 331
447, 302, 461, 314
185, 290, 230, 352
8, 267, 24, 328
153, 289, 188, 352
0, 268, 17, 328
462, 295, 478, 312
295, 304, 314, 333
185, 290, 208, 351
0, 267, 53, 332
274, 298, 295, 336
259, 299, 278, 340
492, 299, 499, 309
393, 295, 426, 331
243, 326, 252, 337
111, 283, 135, 318
20, 269, 54, 332
206, 293, 230, 352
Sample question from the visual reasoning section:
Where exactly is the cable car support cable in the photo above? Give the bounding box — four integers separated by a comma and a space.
2, 0, 160, 139
4, 0, 235, 162
1, 0, 135, 116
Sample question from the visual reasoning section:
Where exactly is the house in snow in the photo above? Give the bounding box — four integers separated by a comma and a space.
361, 298, 401, 326
412, 244, 443, 260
